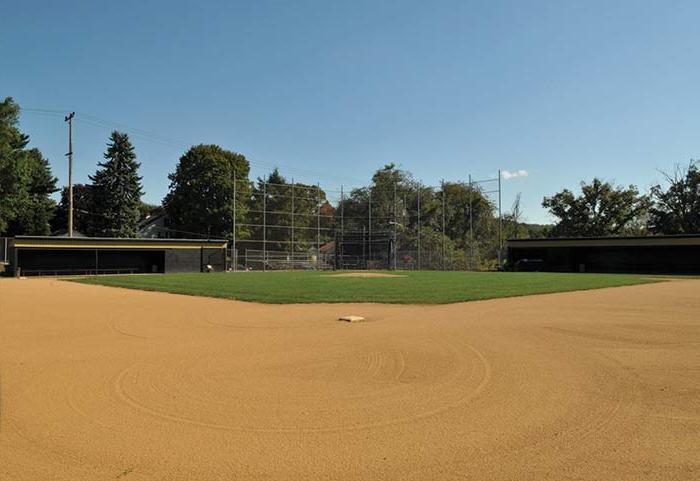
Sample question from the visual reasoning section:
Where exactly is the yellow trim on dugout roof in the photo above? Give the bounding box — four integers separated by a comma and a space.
508, 237, 700, 248
14, 242, 226, 249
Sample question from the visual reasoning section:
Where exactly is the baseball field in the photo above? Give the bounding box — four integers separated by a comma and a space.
1, 273, 699, 480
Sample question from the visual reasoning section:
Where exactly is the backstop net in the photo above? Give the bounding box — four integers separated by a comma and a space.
229, 170, 504, 271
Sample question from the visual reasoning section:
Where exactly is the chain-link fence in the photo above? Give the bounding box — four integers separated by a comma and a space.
229, 171, 503, 271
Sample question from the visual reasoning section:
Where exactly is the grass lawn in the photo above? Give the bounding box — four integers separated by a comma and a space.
70, 271, 658, 304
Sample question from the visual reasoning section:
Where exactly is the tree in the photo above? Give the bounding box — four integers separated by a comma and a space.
648, 161, 700, 234
52, 184, 98, 235
0, 97, 57, 235
248, 169, 327, 251
542, 178, 650, 237
6, 149, 58, 235
89, 131, 143, 237
336, 164, 500, 269
164, 144, 250, 239
503, 193, 529, 240
338, 163, 423, 233
138, 201, 161, 221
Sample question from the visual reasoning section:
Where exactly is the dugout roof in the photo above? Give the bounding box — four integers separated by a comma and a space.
12, 236, 227, 250
507, 234, 700, 249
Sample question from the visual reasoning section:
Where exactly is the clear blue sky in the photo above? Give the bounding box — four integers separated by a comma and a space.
2, 0, 699, 224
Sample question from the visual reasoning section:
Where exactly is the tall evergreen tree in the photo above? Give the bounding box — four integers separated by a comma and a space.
90, 131, 143, 237
0, 97, 57, 235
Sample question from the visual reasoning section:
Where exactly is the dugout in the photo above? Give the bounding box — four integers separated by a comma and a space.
507, 234, 700, 274
8, 236, 227, 276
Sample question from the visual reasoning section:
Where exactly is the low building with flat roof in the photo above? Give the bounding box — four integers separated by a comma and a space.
7, 236, 227, 276
507, 234, 700, 274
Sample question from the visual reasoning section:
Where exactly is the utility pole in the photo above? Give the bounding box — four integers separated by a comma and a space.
64, 112, 75, 237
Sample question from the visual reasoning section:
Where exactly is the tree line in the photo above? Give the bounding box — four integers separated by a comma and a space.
2, 96, 699, 255
541, 165, 700, 237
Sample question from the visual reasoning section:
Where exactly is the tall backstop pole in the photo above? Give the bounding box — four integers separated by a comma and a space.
291, 179, 295, 266
317, 183, 321, 270
469, 174, 474, 271
340, 185, 344, 270
417, 185, 421, 270
232, 170, 236, 271
393, 182, 398, 270
441, 180, 446, 271
263, 180, 267, 272
368, 189, 372, 268
498, 169, 502, 269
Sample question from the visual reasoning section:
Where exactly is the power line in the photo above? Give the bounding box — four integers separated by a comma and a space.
22, 107, 364, 185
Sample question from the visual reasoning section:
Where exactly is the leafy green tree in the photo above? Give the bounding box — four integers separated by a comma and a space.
248, 169, 327, 251
336, 164, 501, 269
339, 164, 422, 233
440, 181, 495, 247
90, 131, 143, 237
164, 144, 249, 239
648, 161, 700, 234
0, 97, 57, 235
543, 178, 650, 237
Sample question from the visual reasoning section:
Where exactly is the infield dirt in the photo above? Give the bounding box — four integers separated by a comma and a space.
1, 278, 698, 480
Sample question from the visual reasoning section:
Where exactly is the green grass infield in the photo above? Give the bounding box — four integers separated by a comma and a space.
70, 270, 658, 304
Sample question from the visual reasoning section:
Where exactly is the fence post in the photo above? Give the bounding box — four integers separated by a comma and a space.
362, 225, 366, 268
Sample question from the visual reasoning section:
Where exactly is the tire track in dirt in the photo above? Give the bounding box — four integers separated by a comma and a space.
110, 335, 492, 434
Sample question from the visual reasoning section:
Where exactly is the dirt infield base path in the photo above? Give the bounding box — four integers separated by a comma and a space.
1, 279, 699, 480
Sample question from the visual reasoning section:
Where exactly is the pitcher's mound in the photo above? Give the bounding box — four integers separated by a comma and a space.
323, 273, 406, 278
